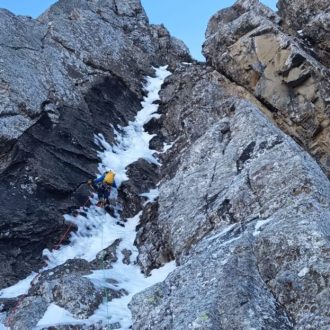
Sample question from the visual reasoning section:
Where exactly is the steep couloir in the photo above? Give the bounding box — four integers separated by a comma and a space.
0, 0, 190, 288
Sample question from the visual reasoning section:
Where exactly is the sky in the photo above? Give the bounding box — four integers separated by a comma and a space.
0, 0, 277, 60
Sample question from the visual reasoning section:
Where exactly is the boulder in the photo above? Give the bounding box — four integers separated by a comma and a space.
7, 259, 102, 328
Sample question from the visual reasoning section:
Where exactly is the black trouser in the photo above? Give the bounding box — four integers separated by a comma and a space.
92, 182, 111, 203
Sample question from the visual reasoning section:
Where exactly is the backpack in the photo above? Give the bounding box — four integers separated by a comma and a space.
104, 171, 115, 185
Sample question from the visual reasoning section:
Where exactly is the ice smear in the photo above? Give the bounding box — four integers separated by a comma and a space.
298, 267, 309, 277
207, 224, 237, 242
1, 67, 174, 330
253, 218, 272, 236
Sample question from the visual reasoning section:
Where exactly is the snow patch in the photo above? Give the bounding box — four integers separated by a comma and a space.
0, 272, 37, 299
298, 267, 309, 277
85, 258, 175, 329
141, 188, 159, 204
253, 218, 272, 236
43, 207, 125, 268
162, 141, 175, 152
36, 304, 78, 328
37, 213, 175, 330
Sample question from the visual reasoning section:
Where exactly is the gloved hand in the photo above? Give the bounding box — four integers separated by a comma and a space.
87, 179, 92, 186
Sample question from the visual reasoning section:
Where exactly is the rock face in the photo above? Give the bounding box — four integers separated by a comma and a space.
132, 63, 330, 329
0, 0, 190, 287
277, 0, 330, 67
1, 0, 330, 329
203, 0, 330, 179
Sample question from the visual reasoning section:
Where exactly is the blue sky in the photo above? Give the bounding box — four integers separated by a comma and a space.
0, 0, 277, 60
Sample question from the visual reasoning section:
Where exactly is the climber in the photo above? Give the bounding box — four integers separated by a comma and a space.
87, 170, 117, 208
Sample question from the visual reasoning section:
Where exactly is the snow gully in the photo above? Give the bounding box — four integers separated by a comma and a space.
0, 66, 175, 330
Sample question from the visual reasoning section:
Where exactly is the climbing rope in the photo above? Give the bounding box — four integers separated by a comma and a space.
53, 197, 91, 250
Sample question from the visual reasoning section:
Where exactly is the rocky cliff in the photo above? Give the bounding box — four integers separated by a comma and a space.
0, 0, 330, 329
0, 0, 189, 288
